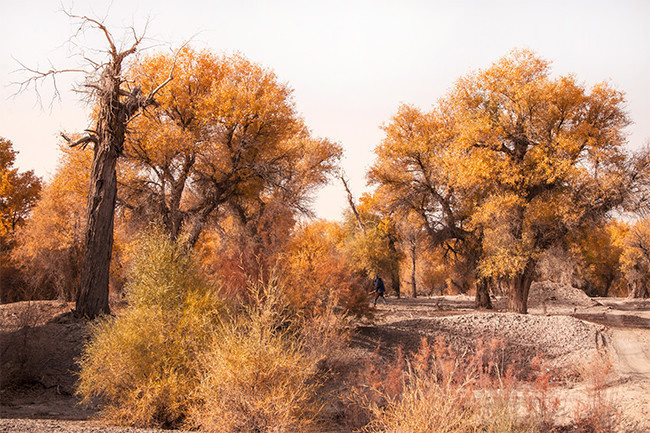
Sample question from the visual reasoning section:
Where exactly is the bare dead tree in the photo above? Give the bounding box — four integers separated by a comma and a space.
339, 172, 365, 232
18, 11, 178, 318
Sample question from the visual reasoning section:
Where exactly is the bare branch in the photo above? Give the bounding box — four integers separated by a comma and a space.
340, 171, 365, 232
141, 41, 189, 104
63, 10, 118, 57
60, 132, 98, 150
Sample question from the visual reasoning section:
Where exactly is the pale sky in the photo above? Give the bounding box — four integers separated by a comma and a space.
1, 0, 649, 221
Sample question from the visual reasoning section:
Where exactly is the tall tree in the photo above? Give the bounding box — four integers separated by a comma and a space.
372, 49, 650, 313
11, 144, 91, 301
369, 104, 490, 307
621, 218, 650, 298
21, 13, 177, 317
123, 49, 341, 247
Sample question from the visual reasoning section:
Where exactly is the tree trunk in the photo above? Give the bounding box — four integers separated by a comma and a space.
76, 144, 117, 318
508, 260, 536, 313
388, 235, 400, 298
630, 280, 649, 298
411, 244, 417, 298
475, 278, 493, 309
391, 265, 401, 298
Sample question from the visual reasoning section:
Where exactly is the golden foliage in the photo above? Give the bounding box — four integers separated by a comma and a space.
76, 228, 223, 428
620, 218, 650, 297
0, 137, 42, 250
125, 48, 341, 244
77, 228, 347, 431
371, 48, 639, 311
282, 220, 369, 317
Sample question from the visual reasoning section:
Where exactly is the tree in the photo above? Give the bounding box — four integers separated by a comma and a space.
0, 138, 41, 302
11, 144, 91, 301
369, 104, 490, 307
620, 218, 650, 298
372, 49, 649, 313
19, 12, 178, 317
282, 219, 369, 317
570, 220, 628, 297
341, 192, 404, 297
123, 49, 341, 248
0, 137, 42, 252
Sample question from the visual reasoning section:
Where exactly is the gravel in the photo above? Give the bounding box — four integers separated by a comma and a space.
0, 419, 182, 433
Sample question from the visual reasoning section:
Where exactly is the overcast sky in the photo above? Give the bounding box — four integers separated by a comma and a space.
1, 0, 649, 220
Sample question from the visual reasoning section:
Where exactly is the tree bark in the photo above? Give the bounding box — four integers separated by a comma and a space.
475, 277, 493, 309
508, 260, 536, 313
388, 235, 400, 298
76, 143, 117, 317
630, 280, 649, 298
411, 243, 417, 298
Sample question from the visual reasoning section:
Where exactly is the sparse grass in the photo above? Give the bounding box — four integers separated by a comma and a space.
570, 353, 619, 433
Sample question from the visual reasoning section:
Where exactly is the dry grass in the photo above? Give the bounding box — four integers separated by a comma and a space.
348, 336, 617, 433
188, 282, 332, 432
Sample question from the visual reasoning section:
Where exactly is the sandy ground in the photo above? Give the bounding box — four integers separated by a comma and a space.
1, 283, 649, 432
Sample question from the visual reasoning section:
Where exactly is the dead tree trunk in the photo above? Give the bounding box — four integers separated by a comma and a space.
340, 174, 365, 232
66, 17, 176, 318
76, 141, 118, 317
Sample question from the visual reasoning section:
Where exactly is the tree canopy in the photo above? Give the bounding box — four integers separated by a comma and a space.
370, 49, 650, 311
123, 48, 342, 247
0, 137, 42, 252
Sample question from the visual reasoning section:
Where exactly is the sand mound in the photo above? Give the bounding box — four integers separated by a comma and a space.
0, 301, 87, 394
372, 311, 607, 375
528, 281, 600, 309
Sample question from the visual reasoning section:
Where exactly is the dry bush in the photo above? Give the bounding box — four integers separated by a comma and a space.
188, 280, 342, 433
76, 228, 223, 428
570, 354, 618, 433
0, 259, 26, 303
282, 220, 371, 318
77, 228, 350, 431
351, 337, 565, 433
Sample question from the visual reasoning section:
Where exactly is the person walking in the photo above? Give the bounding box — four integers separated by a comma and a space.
373, 276, 386, 306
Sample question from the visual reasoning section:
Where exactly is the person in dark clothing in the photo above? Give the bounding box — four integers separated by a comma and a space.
373, 276, 386, 306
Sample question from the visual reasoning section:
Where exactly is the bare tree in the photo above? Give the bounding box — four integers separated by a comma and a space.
19, 11, 176, 318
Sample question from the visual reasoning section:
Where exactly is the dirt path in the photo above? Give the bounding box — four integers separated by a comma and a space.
579, 300, 650, 432
606, 311, 650, 379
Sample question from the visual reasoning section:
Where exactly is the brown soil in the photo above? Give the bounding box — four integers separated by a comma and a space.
1, 284, 649, 432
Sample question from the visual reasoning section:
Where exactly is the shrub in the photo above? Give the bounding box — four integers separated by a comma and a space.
282, 220, 370, 318
354, 337, 562, 433
188, 280, 329, 432
78, 229, 346, 432
76, 228, 223, 428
